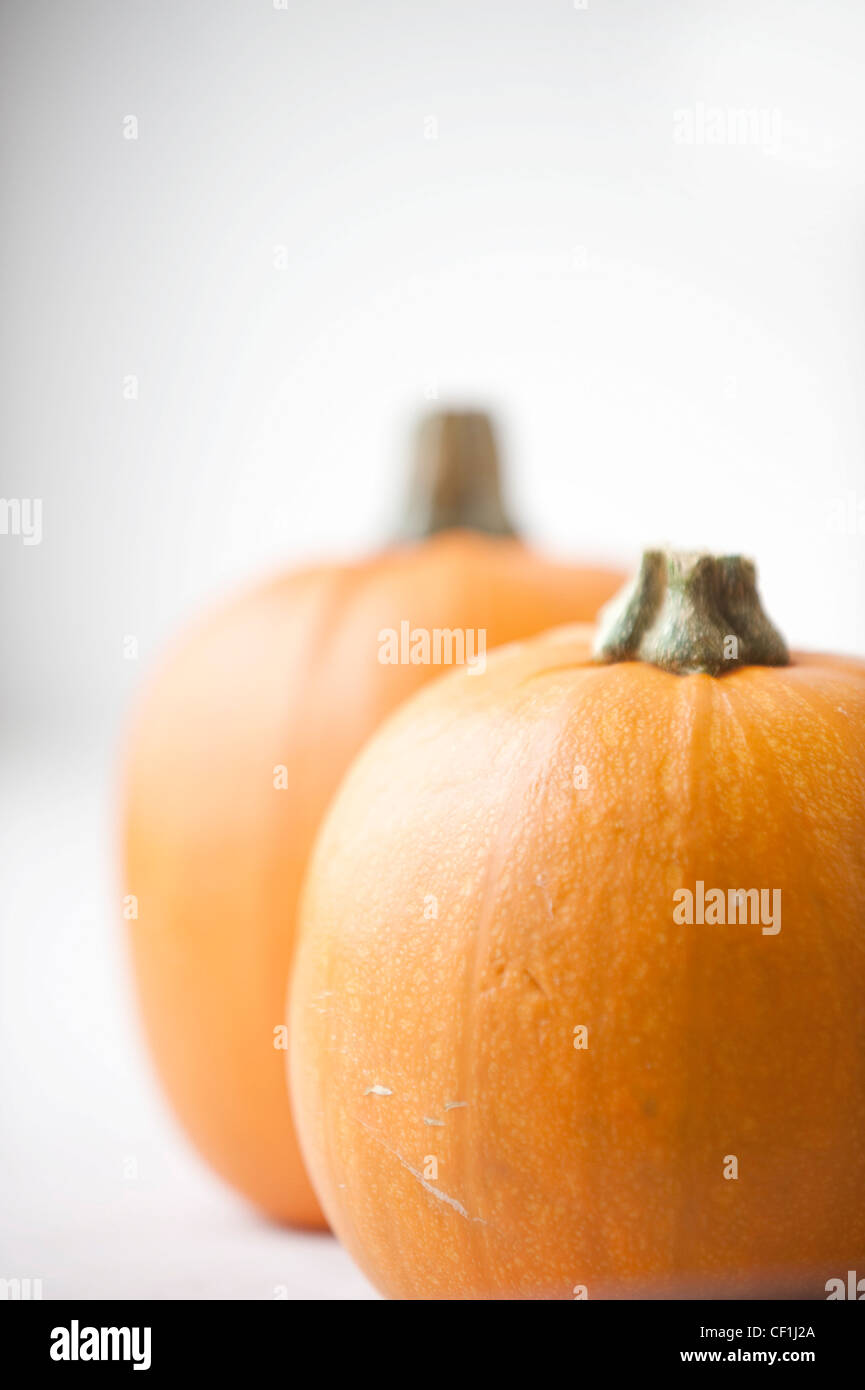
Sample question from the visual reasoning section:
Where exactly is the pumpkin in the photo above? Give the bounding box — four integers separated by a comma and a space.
123, 411, 622, 1227
289, 549, 865, 1293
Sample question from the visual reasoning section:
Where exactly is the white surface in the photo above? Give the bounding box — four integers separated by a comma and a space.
0, 734, 377, 1300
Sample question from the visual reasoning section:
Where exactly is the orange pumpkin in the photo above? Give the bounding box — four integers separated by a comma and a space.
290, 549, 865, 1292
123, 411, 622, 1227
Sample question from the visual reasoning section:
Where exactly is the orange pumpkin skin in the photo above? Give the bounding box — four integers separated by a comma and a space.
290, 627, 865, 1292
124, 536, 622, 1226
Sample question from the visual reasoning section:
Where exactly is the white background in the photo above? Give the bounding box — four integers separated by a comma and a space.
2, 0, 864, 1299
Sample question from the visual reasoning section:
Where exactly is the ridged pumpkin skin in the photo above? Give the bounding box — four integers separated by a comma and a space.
124, 536, 622, 1225
290, 625, 865, 1292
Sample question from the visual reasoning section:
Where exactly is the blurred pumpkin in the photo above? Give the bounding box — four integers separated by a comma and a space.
123, 411, 622, 1226
290, 548, 865, 1291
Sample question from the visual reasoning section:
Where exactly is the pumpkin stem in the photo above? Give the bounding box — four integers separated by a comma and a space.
594, 549, 789, 675
396, 410, 517, 541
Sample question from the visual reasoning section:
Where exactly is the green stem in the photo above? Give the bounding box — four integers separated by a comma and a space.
594, 549, 789, 675
395, 410, 517, 541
